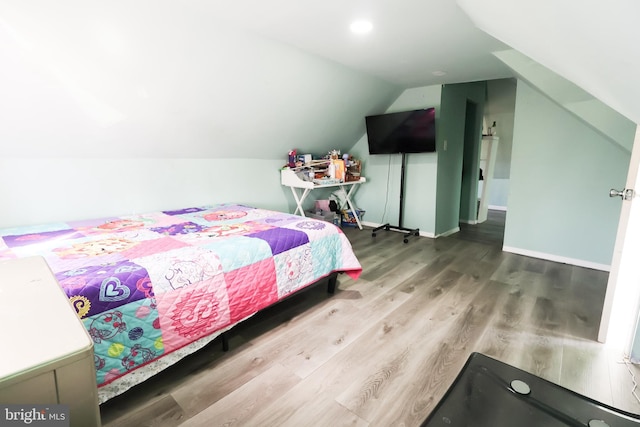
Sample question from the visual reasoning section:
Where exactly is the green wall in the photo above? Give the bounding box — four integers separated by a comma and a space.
350, 86, 442, 236
436, 82, 487, 234
505, 81, 629, 267
0, 158, 290, 228
350, 82, 487, 237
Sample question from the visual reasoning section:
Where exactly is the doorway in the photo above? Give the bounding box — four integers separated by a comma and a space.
459, 100, 481, 224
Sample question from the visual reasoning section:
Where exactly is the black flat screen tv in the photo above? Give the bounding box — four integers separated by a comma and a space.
365, 108, 436, 154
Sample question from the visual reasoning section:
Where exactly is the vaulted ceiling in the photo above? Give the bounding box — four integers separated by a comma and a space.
200, 0, 515, 88
207, 0, 640, 124
1, 0, 636, 159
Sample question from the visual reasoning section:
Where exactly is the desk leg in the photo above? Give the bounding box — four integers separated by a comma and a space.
290, 187, 311, 216
339, 185, 363, 230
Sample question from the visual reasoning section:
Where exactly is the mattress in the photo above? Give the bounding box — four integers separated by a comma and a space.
0, 204, 362, 402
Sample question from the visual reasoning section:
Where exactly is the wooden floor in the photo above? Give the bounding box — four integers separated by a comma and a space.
100, 210, 640, 426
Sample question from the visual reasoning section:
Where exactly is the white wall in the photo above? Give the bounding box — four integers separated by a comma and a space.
0, 2, 399, 159
483, 78, 516, 210
458, 0, 640, 126
0, 1, 400, 228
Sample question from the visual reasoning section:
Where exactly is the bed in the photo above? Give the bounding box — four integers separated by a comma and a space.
0, 203, 362, 403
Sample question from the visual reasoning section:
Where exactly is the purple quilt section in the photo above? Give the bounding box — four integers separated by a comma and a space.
259, 213, 301, 227
248, 228, 309, 256
2, 229, 85, 248
162, 207, 207, 216
56, 261, 152, 318
150, 222, 206, 236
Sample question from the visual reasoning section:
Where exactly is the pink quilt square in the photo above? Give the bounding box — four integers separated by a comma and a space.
121, 237, 189, 259
155, 274, 231, 353
224, 258, 279, 323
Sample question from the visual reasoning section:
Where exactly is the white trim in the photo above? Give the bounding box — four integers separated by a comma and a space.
502, 245, 611, 272
420, 230, 436, 238
435, 227, 460, 238
488, 205, 508, 211
361, 220, 381, 229
459, 219, 478, 225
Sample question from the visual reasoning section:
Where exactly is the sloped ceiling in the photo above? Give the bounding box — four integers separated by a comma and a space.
3, 0, 633, 161
0, 0, 515, 160
0, 1, 404, 159
458, 0, 640, 125
200, 0, 514, 87
493, 49, 636, 153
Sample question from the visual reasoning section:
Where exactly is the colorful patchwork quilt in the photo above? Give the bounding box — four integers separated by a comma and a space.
0, 204, 362, 401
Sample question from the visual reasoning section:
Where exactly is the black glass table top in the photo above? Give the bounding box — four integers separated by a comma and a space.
421, 352, 640, 427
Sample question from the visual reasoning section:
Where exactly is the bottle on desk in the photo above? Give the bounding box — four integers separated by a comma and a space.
328, 162, 336, 179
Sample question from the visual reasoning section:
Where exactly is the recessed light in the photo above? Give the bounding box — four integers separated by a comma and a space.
432, 70, 447, 76
350, 20, 372, 34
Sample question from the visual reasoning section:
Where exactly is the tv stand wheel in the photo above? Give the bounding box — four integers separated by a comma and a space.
372, 232, 377, 238
385, 225, 390, 231
403, 238, 409, 244
414, 231, 419, 236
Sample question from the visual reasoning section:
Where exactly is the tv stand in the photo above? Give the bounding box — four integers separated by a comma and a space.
371, 152, 420, 243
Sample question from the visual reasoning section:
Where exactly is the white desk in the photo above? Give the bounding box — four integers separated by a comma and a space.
0, 256, 101, 427
281, 169, 366, 230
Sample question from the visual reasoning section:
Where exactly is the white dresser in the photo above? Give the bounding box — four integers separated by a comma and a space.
0, 256, 101, 427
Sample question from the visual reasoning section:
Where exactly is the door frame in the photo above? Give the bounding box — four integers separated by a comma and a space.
599, 125, 640, 352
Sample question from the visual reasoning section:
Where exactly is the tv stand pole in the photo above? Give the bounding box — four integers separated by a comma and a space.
371, 152, 420, 243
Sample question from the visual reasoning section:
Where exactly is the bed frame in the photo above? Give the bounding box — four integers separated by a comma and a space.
219, 272, 338, 352
0, 204, 361, 403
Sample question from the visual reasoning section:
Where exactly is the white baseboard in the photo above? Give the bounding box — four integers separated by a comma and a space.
436, 227, 460, 238
488, 205, 507, 211
502, 245, 610, 271
459, 219, 477, 225
361, 220, 382, 230
360, 220, 456, 239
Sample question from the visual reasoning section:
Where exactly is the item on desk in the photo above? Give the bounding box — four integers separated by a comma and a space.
288, 149, 297, 168
303, 154, 312, 164
345, 157, 362, 181
313, 177, 341, 185
327, 162, 336, 179
295, 170, 313, 182
333, 159, 345, 181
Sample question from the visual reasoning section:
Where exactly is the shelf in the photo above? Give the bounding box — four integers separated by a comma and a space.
280, 168, 366, 189
280, 169, 366, 229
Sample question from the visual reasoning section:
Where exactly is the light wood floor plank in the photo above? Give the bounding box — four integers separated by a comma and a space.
179, 363, 301, 427
100, 211, 640, 426
608, 348, 640, 413
560, 340, 612, 404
